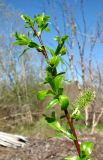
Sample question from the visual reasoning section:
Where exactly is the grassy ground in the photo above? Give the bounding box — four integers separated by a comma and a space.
14, 117, 103, 138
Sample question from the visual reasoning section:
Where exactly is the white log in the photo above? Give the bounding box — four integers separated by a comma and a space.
0, 131, 27, 148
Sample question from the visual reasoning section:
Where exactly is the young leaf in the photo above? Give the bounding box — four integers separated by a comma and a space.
44, 28, 50, 32
21, 15, 34, 28
45, 70, 56, 90
37, 90, 53, 100
71, 108, 81, 121
59, 47, 67, 56
48, 56, 60, 68
80, 141, 93, 158
44, 115, 74, 140
28, 42, 42, 52
58, 88, 63, 96
47, 99, 59, 109
14, 32, 31, 46
19, 47, 30, 58
59, 95, 69, 110
54, 36, 61, 42
62, 35, 68, 41
46, 47, 55, 56
64, 156, 80, 160
34, 13, 50, 33
54, 75, 63, 92
56, 72, 65, 76
55, 35, 68, 55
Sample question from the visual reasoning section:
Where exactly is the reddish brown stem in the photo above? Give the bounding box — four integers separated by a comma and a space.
64, 109, 80, 156
31, 26, 48, 59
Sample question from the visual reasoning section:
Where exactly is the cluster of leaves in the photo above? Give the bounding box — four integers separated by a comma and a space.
64, 141, 93, 160
14, 13, 95, 160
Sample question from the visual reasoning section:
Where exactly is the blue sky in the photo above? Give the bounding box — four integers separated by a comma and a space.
5, 0, 103, 60
1, 0, 103, 81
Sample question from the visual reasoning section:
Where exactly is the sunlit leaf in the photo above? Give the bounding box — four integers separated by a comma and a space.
49, 56, 60, 67
44, 115, 74, 140
46, 46, 55, 56
64, 155, 80, 160
71, 108, 81, 121
54, 36, 61, 42
55, 35, 68, 55
14, 32, 31, 46
54, 75, 63, 92
80, 141, 93, 158
34, 13, 50, 33
59, 47, 67, 56
21, 14, 34, 28
19, 47, 30, 58
59, 95, 69, 110
47, 99, 59, 109
37, 90, 54, 100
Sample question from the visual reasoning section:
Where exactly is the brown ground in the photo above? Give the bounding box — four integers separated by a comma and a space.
0, 132, 103, 160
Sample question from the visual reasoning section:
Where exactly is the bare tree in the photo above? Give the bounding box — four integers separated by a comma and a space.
46, 0, 103, 129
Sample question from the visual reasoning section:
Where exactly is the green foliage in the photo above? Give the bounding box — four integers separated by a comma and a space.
46, 99, 59, 109
59, 95, 69, 110
54, 35, 68, 56
71, 108, 81, 121
37, 90, 54, 100
44, 112, 74, 140
48, 56, 60, 67
80, 141, 93, 159
14, 13, 95, 160
65, 141, 93, 160
34, 13, 50, 35
21, 15, 34, 28
64, 156, 80, 160
14, 32, 31, 46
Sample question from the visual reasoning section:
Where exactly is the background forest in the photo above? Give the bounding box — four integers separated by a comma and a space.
0, 0, 103, 137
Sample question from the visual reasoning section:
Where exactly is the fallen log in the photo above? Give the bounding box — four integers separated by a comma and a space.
0, 132, 27, 148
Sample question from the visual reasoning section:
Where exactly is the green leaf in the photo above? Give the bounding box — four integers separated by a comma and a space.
57, 72, 65, 76
45, 73, 63, 93
44, 115, 74, 140
44, 28, 50, 32
47, 99, 59, 109
37, 90, 53, 100
55, 35, 68, 55
64, 155, 80, 160
59, 95, 69, 110
34, 13, 50, 31
28, 41, 42, 52
54, 36, 61, 42
80, 141, 93, 158
49, 56, 60, 67
19, 47, 30, 58
62, 35, 69, 41
14, 32, 31, 46
71, 108, 81, 121
45, 68, 56, 89
58, 88, 63, 96
49, 120, 62, 131
54, 75, 63, 92
21, 14, 34, 28
59, 47, 67, 56
44, 114, 61, 131
46, 47, 55, 56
